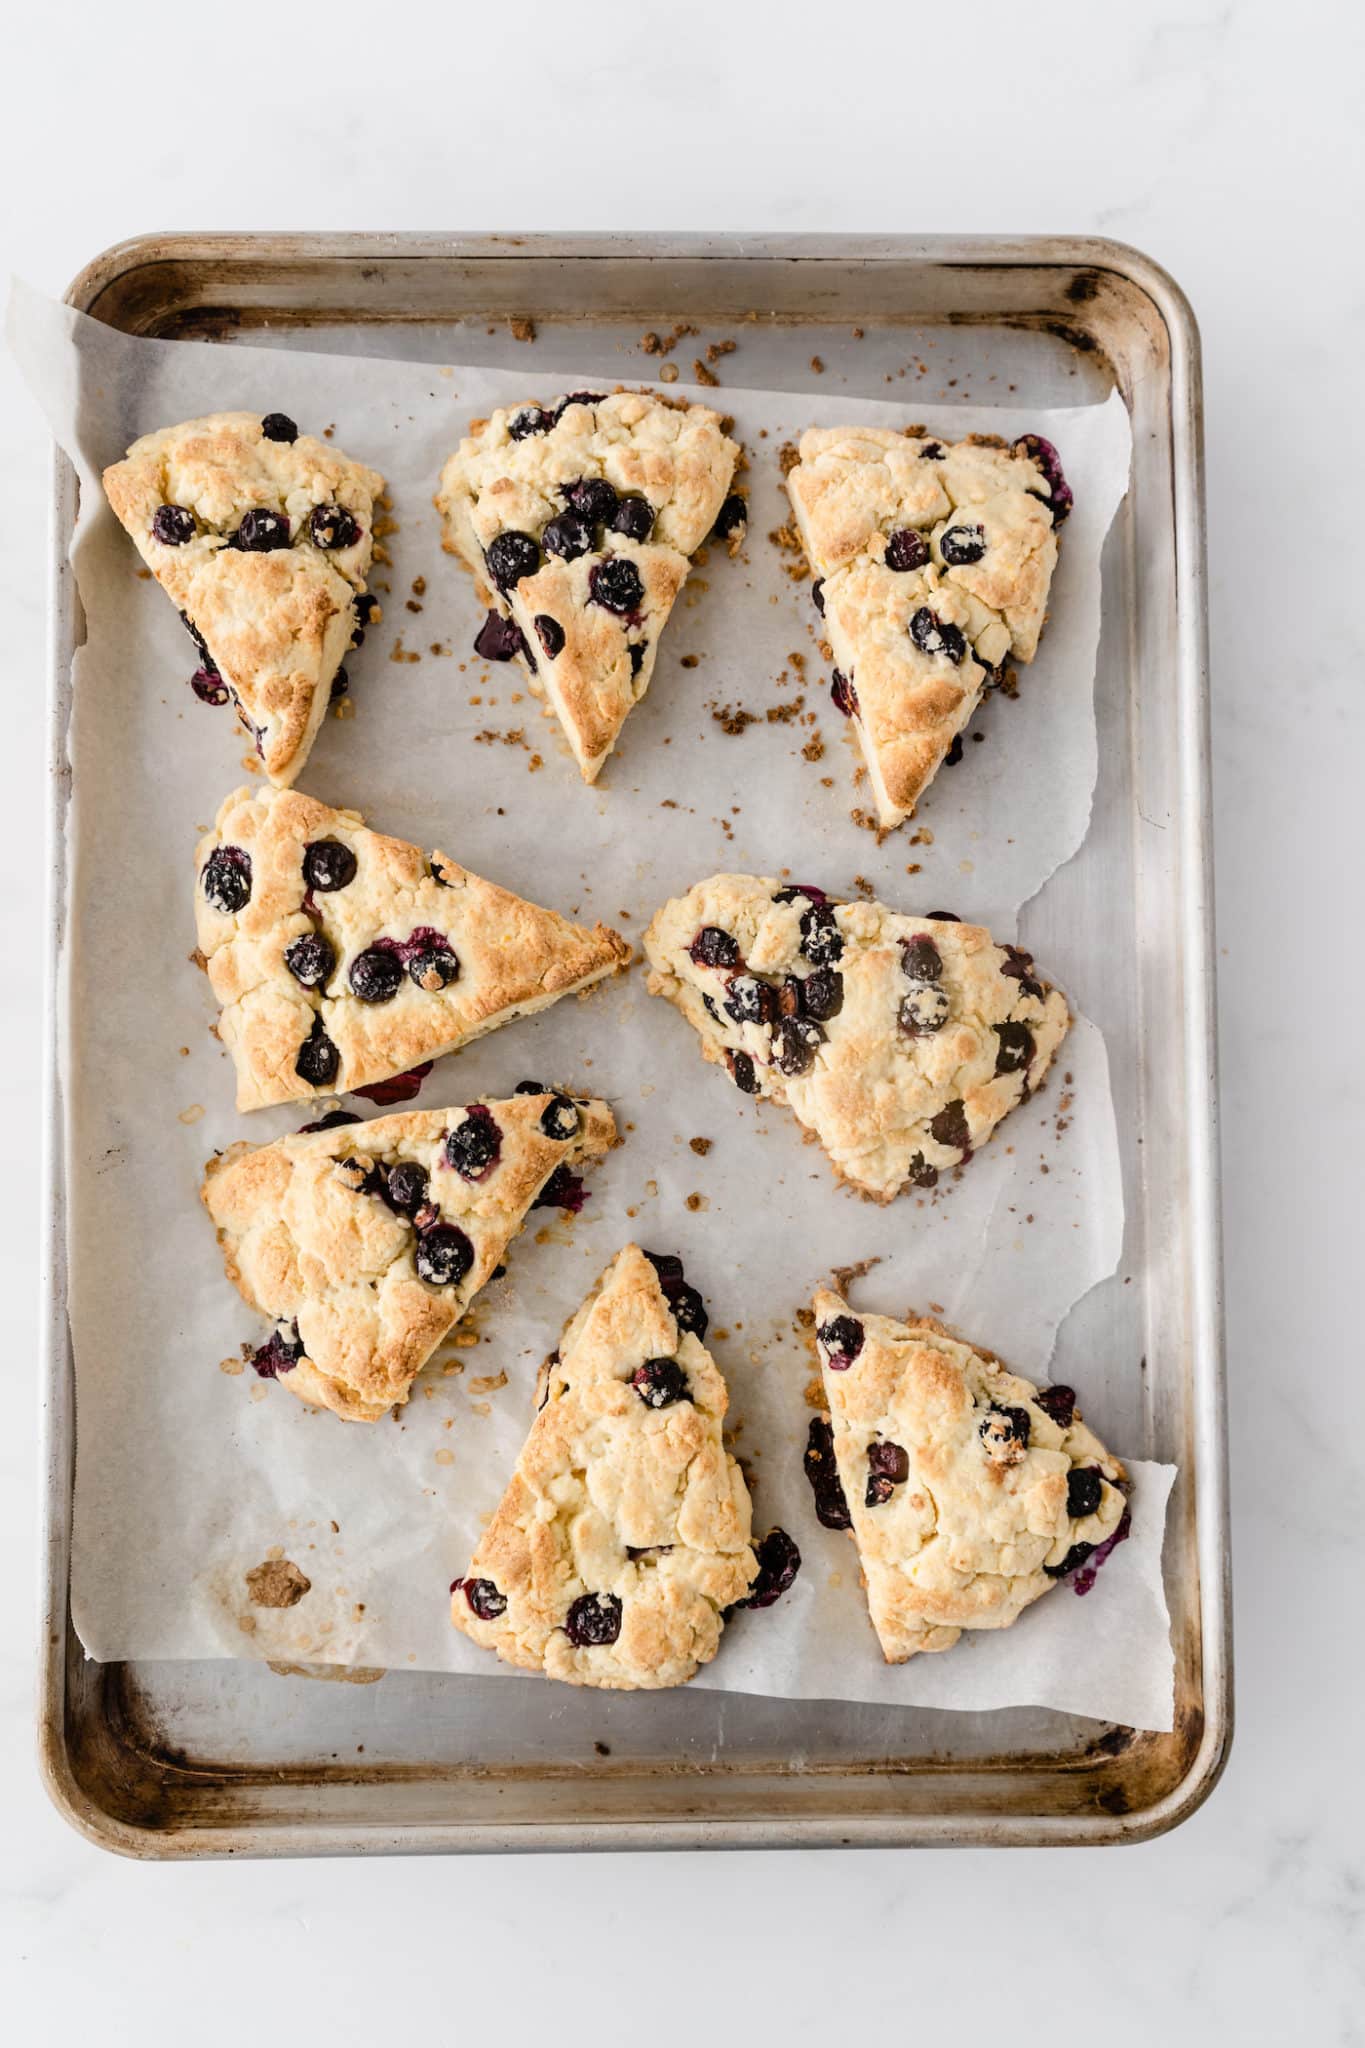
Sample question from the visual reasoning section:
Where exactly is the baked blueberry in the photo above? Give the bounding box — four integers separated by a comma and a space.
929, 1099, 970, 1151
712, 493, 747, 539
1066, 1467, 1104, 1519
444, 1105, 502, 1180
385, 1160, 430, 1215
534, 614, 565, 658
330, 668, 349, 701
295, 1016, 340, 1087
690, 926, 741, 969
554, 392, 605, 418
884, 527, 930, 571
773, 884, 827, 907
866, 1439, 910, 1506
540, 1095, 581, 1141
799, 903, 843, 966
461, 1577, 507, 1619
233, 508, 291, 552
404, 930, 460, 991
943, 734, 964, 767
723, 973, 779, 1026
201, 845, 252, 914
830, 669, 859, 718
541, 511, 593, 562
515, 1079, 549, 1096
564, 1591, 622, 1646
415, 1222, 474, 1287
297, 1108, 362, 1134
803, 1416, 852, 1530
310, 504, 360, 550
260, 413, 298, 443
643, 1251, 685, 1288
940, 523, 987, 567
190, 661, 228, 706
920, 440, 945, 460
927, 910, 960, 923
302, 839, 357, 893
181, 610, 209, 653
800, 968, 844, 1021
668, 1282, 708, 1340
565, 477, 619, 526
979, 1404, 1031, 1459
1045, 1543, 1094, 1580
901, 934, 942, 982
738, 1528, 801, 1610
1014, 432, 1074, 524
612, 495, 655, 541
907, 1152, 938, 1189
532, 1164, 588, 1214
152, 503, 195, 546
1035, 1385, 1076, 1428
726, 1049, 760, 1094
486, 530, 541, 591
589, 558, 644, 615
1000, 946, 1044, 1001
811, 578, 825, 614
252, 1323, 303, 1377
774, 1015, 824, 1075
630, 1357, 691, 1409
508, 406, 552, 440
817, 1315, 864, 1370
284, 932, 335, 989
629, 642, 647, 677
994, 1020, 1035, 1076
349, 946, 404, 1004
898, 985, 950, 1037
910, 607, 966, 665
474, 609, 531, 664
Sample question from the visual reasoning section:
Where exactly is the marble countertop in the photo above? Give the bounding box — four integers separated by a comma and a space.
1, 2, 1359, 2040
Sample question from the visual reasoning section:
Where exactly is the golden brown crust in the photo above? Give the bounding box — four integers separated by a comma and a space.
643, 874, 1069, 1204
451, 1244, 757, 1688
786, 426, 1060, 825
102, 412, 384, 785
434, 390, 739, 781
202, 1094, 616, 1421
195, 784, 633, 1112
813, 1291, 1128, 1661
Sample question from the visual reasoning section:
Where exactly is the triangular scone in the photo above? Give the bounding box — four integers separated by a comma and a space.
196, 785, 632, 1112
811, 1292, 1128, 1661
435, 389, 743, 782
203, 1094, 616, 1422
103, 411, 385, 786
451, 1244, 759, 1688
786, 427, 1070, 826
644, 874, 1068, 1203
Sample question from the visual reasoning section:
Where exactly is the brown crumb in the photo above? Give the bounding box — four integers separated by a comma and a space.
245, 1559, 311, 1609
405, 598, 423, 613
473, 727, 527, 749
692, 358, 720, 388
509, 317, 536, 343
810, 355, 825, 374
689, 1137, 712, 1156
470, 1370, 509, 1395
767, 694, 805, 725
851, 326, 865, 339
685, 1192, 709, 1212
802, 734, 825, 763
832, 1256, 882, 1296
711, 702, 759, 735
803, 1376, 827, 1410
389, 635, 420, 665
680, 654, 700, 669
411, 576, 426, 596
640, 321, 697, 358
778, 442, 801, 475
660, 362, 679, 383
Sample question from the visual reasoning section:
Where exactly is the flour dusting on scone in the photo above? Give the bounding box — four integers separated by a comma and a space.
103, 412, 385, 786
203, 1094, 616, 1422
196, 784, 632, 1111
644, 874, 1068, 1203
786, 427, 1069, 826
451, 1244, 776, 1689
811, 1292, 1128, 1661
435, 390, 743, 782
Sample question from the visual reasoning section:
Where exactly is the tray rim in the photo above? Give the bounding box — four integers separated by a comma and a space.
36, 228, 1230, 1856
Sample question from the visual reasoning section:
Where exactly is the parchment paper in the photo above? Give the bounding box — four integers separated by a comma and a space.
11, 282, 1174, 1730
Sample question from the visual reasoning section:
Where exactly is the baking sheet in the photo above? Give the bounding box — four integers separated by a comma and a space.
12, 282, 1174, 1730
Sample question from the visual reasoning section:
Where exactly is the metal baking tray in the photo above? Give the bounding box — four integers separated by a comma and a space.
39, 233, 1228, 1853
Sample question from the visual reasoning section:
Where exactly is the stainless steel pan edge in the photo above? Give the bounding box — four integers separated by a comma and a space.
37, 232, 1229, 1854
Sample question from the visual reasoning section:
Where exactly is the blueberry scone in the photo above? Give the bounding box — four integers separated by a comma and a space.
451, 1243, 767, 1689
786, 427, 1071, 826
810, 1291, 1128, 1661
643, 875, 1068, 1203
204, 1093, 616, 1422
196, 785, 632, 1112
103, 412, 385, 786
435, 389, 744, 782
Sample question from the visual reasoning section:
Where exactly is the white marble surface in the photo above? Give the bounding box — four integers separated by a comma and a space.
1, 2, 1360, 2039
